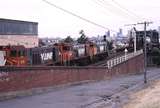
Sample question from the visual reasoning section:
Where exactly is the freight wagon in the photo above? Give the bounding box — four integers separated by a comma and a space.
28, 46, 58, 65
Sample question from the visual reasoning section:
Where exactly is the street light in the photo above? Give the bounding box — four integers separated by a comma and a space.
125, 48, 128, 60
146, 37, 151, 43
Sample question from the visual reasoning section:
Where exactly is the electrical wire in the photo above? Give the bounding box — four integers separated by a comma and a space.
94, 0, 141, 22
91, 0, 136, 21
111, 0, 145, 21
41, 0, 117, 33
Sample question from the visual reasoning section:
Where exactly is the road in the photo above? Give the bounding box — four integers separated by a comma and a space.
0, 68, 160, 108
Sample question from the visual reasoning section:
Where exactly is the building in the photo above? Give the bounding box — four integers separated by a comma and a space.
105, 30, 110, 37
135, 30, 159, 49
117, 28, 123, 37
39, 37, 62, 46
0, 18, 38, 48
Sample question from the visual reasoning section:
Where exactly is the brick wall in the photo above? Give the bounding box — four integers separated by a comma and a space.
0, 54, 144, 94
0, 35, 38, 48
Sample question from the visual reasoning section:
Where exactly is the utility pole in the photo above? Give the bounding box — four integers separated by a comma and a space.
144, 22, 147, 83
125, 21, 153, 83
138, 21, 153, 83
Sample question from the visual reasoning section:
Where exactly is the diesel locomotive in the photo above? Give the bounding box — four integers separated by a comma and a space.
0, 41, 109, 66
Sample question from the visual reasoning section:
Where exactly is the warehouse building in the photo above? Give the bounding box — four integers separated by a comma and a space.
0, 18, 38, 48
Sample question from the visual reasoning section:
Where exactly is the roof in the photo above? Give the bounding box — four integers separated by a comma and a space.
0, 18, 38, 35
0, 18, 38, 25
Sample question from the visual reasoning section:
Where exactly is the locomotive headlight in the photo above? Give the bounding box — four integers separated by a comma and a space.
69, 52, 72, 56
146, 37, 151, 43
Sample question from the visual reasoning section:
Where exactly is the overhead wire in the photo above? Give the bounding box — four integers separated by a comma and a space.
111, 0, 145, 21
41, 0, 117, 33
88, 0, 111, 18
92, 0, 132, 20
90, 0, 138, 34
92, 0, 131, 20
93, 0, 141, 22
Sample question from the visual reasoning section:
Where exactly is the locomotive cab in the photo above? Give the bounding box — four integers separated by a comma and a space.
73, 44, 86, 57
54, 43, 74, 65
96, 42, 108, 53
85, 42, 97, 60
0, 45, 28, 66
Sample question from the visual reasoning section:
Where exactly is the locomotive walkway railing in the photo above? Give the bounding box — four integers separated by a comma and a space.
107, 49, 143, 69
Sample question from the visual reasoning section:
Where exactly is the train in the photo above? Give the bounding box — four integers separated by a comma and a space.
0, 29, 159, 66
0, 41, 109, 66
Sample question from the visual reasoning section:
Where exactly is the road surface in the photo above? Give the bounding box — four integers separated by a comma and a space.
0, 68, 160, 108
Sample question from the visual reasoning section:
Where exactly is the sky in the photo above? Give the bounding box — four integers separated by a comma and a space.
0, 0, 160, 38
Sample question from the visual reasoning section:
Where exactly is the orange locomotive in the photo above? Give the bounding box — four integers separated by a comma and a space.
0, 45, 28, 66
54, 43, 74, 65
85, 42, 97, 58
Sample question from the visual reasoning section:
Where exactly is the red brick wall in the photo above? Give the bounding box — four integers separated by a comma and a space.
0, 54, 144, 93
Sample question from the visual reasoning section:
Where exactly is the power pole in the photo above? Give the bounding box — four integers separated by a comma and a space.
138, 21, 153, 83
143, 22, 147, 83
125, 21, 153, 83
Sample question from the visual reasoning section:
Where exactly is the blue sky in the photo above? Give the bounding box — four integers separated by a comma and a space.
0, 0, 159, 38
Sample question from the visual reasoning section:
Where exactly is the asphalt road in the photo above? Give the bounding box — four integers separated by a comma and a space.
0, 68, 160, 108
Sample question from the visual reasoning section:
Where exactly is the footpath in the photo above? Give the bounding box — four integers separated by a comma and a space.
123, 75, 160, 108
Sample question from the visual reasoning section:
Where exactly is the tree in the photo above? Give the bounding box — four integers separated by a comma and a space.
77, 30, 88, 44
64, 36, 74, 43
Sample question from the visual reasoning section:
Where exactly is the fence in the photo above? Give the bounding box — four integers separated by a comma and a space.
107, 49, 143, 68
